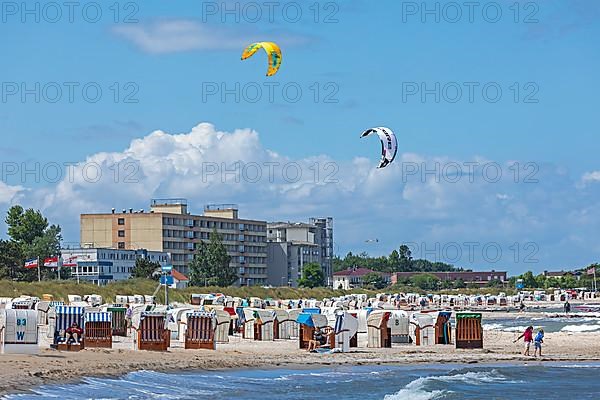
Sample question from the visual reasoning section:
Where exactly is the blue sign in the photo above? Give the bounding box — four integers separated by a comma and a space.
161, 264, 173, 273
160, 276, 174, 285
516, 279, 525, 290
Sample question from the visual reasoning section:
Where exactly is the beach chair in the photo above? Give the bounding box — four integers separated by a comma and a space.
409, 313, 435, 346
434, 312, 452, 345
333, 311, 358, 352
389, 310, 410, 344
137, 312, 169, 351
367, 311, 392, 348
296, 312, 328, 349
53, 306, 85, 351
107, 306, 128, 336
455, 313, 483, 349
84, 312, 113, 348
11, 299, 34, 310
184, 311, 216, 350
214, 310, 231, 343
1, 309, 39, 354
223, 307, 237, 336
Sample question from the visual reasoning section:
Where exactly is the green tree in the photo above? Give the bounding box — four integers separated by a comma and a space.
486, 279, 503, 288
189, 240, 210, 286
441, 279, 454, 289
409, 273, 440, 291
561, 274, 577, 289
132, 258, 161, 280
362, 272, 386, 290
519, 271, 538, 288
5, 205, 62, 281
388, 249, 401, 272
188, 230, 236, 287
398, 244, 413, 271
298, 262, 325, 288
6, 206, 49, 245
0, 239, 22, 279
453, 278, 466, 289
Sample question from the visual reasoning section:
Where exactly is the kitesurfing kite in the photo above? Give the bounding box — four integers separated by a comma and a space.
241, 42, 282, 76
360, 127, 398, 168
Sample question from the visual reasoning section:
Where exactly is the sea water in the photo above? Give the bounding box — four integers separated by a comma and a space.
483, 314, 600, 333
4, 363, 600, 400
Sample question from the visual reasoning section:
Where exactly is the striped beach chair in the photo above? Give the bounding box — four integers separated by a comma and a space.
107, 305, 127, 336
455, 313, 483, 349
84, 312, 113, 348
137, 311, 169, 351
184, 311, 216, 350
53, 306, 85, 351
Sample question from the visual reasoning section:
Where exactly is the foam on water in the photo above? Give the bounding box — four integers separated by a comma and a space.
383, 369, 512, 400
561, 324, 600, 332
6, 363, 600, 400
383, 377, 444, 400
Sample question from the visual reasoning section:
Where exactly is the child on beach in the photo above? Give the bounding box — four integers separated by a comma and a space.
514, 325, 534, 356
534, 329, 544, 357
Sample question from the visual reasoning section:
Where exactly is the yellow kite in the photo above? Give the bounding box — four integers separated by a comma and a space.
241, 42, 282, 77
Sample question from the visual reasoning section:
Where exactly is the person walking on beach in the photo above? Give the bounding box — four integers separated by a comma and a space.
514, 325, 534, 356
534, 328, 544, 357
564, 300, 571, 314
125, 304, 133, 333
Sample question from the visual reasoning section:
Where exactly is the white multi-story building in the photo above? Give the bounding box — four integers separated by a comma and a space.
61, 247, 171, 285
80, 200, 268, 286
266, 218, 334, 287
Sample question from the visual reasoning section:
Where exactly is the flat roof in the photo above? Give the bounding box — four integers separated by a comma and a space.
81, 212, 266, 224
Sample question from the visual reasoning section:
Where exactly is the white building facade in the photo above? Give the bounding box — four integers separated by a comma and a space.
266, 219, 333, 287
61, 247, 171, 285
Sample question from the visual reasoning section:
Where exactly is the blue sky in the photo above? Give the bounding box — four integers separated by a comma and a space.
1, 0, 599, 274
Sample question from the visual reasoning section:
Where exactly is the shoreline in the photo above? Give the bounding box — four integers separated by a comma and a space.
3, 330, 600, 397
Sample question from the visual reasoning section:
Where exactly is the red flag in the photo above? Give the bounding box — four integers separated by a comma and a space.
62, 255, 78, 267
43, 257, 59, 267
588, 267, 596, 276
24, 258, 38, 269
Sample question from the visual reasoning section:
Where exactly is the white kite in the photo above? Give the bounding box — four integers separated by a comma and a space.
360, 127, 397, 168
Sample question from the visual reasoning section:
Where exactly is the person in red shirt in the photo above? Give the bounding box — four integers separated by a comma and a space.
514, 325, 534, 356
65, 322, 83, 344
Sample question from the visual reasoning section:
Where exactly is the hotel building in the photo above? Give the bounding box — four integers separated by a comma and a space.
80, 199, 268, 286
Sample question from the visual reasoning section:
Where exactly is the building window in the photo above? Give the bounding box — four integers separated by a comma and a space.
118, 230, 125, 237
118, 218, 125, 225
118, 242, 125, 249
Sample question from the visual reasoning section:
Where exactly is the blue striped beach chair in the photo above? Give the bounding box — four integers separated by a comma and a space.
84, 311, 113, 348
53, 306, 85, 350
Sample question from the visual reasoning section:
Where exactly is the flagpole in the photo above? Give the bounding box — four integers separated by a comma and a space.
37, 257, 41, 282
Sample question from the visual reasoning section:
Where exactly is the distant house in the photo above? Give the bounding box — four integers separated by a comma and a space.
171, 269, 189, 289
333, 267, 390, 290
391, 270, 507, 286
543, 270, 581, 281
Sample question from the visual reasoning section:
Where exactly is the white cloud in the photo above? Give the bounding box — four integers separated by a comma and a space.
4, 122, 600, 273
0, 181, 24, 205
112, 19, 312, 54
581, 171, 600, 185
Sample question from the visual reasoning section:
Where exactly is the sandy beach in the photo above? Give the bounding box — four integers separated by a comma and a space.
2, 310, 600, 396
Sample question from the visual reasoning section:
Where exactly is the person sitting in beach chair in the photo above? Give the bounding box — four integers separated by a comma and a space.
65, 322, 83, 344
307, 327, 327, 352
